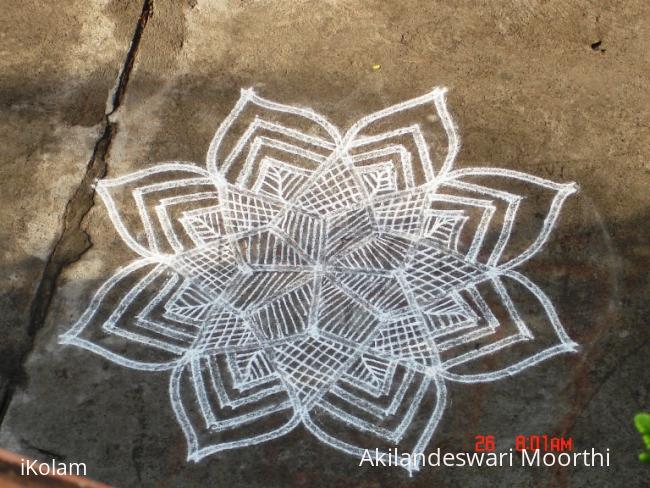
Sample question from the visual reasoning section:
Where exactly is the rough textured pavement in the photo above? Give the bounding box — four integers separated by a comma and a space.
1, 1, 648, 487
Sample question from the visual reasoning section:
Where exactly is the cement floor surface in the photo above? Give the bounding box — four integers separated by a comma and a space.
0, 1, 648, 487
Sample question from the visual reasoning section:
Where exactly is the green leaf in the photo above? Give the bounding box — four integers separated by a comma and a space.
635, 413, 650, 435
640, 451, 650, 464
635, 413, 650, 464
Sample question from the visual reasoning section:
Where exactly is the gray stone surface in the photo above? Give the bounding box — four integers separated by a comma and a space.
0, 0, 143, 393
0, 1, 648, 487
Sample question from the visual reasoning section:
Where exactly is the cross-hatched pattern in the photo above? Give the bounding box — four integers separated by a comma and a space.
173, 241, 238, 297
404, 243, 489, 304
222, 186, 283, 233
195, 309, 254, 353
374, 190, 427, 236
273, 336, 355, 404
295, 161, 367, 215
370, 315, 437, 366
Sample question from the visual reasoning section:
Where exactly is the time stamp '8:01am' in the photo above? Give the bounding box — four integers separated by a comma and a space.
474, 435, 574, 452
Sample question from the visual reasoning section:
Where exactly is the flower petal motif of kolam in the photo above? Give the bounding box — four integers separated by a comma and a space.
60, 88, 578, 474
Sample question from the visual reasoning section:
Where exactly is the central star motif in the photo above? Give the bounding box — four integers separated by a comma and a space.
169, 151, 493, 411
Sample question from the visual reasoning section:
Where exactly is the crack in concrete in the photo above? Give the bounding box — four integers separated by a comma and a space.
0, 0, 154, 427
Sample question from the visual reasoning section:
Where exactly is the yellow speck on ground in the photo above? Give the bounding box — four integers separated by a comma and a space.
372, 63, 381, 71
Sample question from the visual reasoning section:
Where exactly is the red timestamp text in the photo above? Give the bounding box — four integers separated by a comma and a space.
473, 435, 574, 452
515, 435, 573, 452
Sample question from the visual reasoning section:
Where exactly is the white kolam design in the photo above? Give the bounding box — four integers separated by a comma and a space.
60, 88, 578, 474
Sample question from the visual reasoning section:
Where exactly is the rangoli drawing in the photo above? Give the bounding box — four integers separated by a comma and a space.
60, 87, 578, 473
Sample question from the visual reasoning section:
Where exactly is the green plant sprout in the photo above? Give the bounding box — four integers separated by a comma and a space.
635, 413, 650, 464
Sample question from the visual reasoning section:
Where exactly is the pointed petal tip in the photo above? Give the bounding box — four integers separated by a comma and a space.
566, 341, 580, 352
58, 332, 74, 345
566, 181, 579, 194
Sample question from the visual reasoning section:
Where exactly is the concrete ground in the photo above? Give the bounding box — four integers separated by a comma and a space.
0, 1, 648, 487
